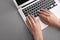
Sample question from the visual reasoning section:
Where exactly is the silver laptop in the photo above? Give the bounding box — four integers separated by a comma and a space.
13, 0, 60, 30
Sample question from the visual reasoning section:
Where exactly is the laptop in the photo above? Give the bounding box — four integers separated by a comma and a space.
13, 0, 60, 30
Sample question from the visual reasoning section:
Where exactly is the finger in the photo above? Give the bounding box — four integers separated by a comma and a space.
36, 19, 41, 27
26, 20, 31, 30
39, 14, 49, 23
40, 17, 48, 25
40, 9, 51, 13
38, 11, 49, 16
26, 20, 35, 35
26, 16, 33, 29
31, 15, 41, 28
28, 16, 36, 25
31, 15, 37, 23
26, 19, 32, 32
40, 9, 53, 14
26, 16, 35, 33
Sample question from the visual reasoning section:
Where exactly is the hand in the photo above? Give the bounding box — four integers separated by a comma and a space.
38, 9, 60, 27
26, 16, 43, 40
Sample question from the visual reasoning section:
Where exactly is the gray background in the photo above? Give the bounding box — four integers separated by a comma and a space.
0, 0, 60, 40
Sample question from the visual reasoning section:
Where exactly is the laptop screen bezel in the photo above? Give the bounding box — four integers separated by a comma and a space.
13, 0, 34, 9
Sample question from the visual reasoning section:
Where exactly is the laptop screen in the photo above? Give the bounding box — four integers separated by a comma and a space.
16, 0, 29, 6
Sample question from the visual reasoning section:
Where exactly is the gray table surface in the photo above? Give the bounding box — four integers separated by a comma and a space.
0, 0, 60, 40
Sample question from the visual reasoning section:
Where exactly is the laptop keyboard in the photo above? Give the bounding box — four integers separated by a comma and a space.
22, 0, 57, 17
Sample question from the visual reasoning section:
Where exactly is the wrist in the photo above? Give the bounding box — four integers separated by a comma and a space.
34, 34, 43, 40
33, 31, 43, 40
57, 20, 60, 27
55, 20, 60, 28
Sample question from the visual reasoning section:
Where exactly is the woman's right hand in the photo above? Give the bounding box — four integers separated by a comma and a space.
38, 9, 60, 27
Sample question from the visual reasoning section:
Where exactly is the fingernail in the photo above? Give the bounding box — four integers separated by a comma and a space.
38, 10, 40, 14
40, 8, 43, 10
38, 10, 40, 12
28, 15, 30, 17
26, 16, 28, 19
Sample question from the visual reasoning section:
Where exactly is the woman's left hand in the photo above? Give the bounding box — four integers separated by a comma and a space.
26, 15, 43, 40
